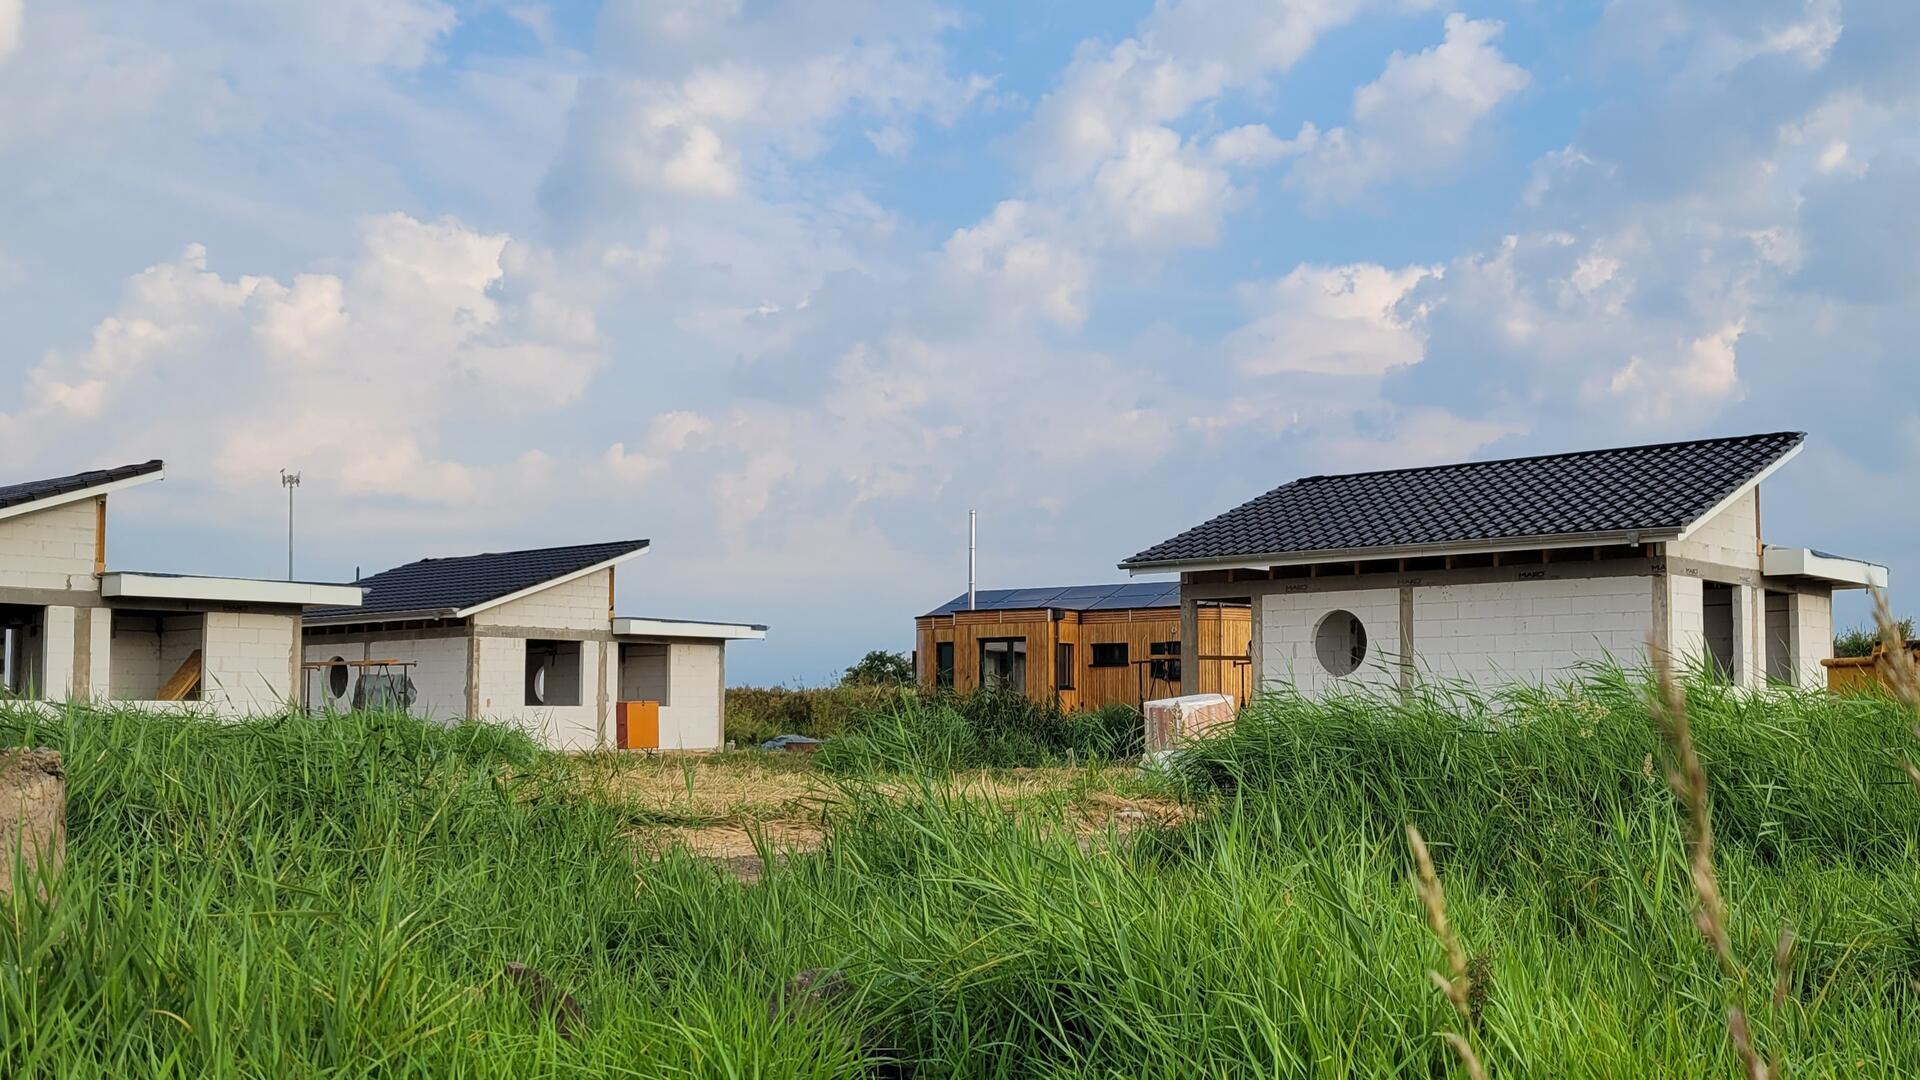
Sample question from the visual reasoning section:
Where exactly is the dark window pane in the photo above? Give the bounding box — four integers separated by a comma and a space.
1091, 642, 1128, 668
1055, 643, 1074, 689
935, 642, 955, 688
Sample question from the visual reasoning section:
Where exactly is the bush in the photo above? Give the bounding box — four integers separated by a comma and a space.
723, 684, 904, 745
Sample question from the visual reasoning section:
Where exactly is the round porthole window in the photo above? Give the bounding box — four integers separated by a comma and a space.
327, 657, 350, 699
1314, 610, 1368, 677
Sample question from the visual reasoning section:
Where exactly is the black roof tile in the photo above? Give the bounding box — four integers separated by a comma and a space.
307, 539, 648, 621
0, 460, 164, 512
922, 581, 1179, 617
1121, 432, 1805, 568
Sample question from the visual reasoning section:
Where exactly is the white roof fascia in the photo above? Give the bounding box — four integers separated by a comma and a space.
0, 468, 166, 524
613, 617, 767, 640
1673, 442, 1804, 544
453, 545, 651, 619
1120, 529, 1684, 577
102, 572, 364, 607
1762, 547, 1889, 589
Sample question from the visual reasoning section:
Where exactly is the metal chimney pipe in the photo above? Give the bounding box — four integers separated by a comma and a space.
968, 509, 977, 611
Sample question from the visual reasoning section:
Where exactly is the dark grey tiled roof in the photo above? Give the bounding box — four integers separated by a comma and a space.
1122, 432, 1805, 568
307, 539, 648, 621
922, 581, 1179, 617
0, 460, 163, 511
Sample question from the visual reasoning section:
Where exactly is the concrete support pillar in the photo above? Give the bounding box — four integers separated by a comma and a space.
1729, 584, 1763, 689
1787, 590, 1833, 689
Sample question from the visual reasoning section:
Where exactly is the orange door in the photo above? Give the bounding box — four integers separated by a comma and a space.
616, 701, 660, 750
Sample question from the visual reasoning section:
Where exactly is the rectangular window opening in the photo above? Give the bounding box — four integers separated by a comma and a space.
620, 642, 671, 706
977, 637, 1026, 692
1090, 642, 1128, 668
1149, 640, 1182, 683
1055, 643, 1074, 690
108, 610, 206, 701
526, 639, 583, 706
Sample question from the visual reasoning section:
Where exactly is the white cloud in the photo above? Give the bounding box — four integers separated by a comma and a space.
1600, 320, 1745, 419
1292, 13, 1529, 202
1230, 263, 1435, 376
0, 0, 22, 60
942, 200, 1091, 328
1, 214, 604, 528
546, 2, 976, 208
1093, 127, 1238, 247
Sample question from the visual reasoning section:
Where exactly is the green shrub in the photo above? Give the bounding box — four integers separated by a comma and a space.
723, 683, 902, 745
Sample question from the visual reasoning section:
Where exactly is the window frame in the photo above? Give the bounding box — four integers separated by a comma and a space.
934, 641, 955, 689
525, 639, 584, 707
1055, 642, 1074, 690
1148, 640, 1182, 684
1089, 642, 1129, 669
977, 636, 1027, 692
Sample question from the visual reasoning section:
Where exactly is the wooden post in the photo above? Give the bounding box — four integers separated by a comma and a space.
93, 497, 107, 576
1178, 584, 1199, 705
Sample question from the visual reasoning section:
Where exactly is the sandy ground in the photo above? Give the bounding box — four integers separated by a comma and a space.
582, 754, 1188, 876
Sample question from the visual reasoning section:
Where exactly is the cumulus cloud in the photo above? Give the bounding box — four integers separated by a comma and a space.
544, 0, 977, 211
941, 201, 1091, 328
2, 214, 604, 529
1292, 14, 1529, 202
1230, 263, 1435, 376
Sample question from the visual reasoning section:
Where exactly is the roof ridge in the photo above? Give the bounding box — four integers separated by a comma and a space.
1290, 431, 1804, 486
404, 538, 650, 567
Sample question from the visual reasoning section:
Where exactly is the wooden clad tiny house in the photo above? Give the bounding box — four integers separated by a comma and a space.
915, 584, 1252, 709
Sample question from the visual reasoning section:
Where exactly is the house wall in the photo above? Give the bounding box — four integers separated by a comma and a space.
1666, 574, 1706, 668
472, 570, 611, 631
0, 501, 100, 592
1410, 576, 1654, 683
914, 606, 1252, 708
201, 611, 296, 713
302, 634, 471, 718
1669, 490, 1761, 571
1259, 587, 1405, 696
108, 613, 167, 698
41, 606, 76, 698
472, 634, 611, 752
619, 641, 723, 751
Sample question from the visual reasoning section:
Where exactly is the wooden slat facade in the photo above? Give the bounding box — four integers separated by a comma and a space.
915, 604, 1251, 710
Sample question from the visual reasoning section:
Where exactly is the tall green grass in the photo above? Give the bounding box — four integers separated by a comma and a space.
813, 689, 1142, 773
4, 669, 1919, 1077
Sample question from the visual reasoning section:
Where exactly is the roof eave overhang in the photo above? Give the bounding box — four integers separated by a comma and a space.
301, 607, 464, 627
1762, 547, 1890, 590
451, 543, 652, 619
1119, 528, 1686, 576
612, 617, 767, 641
102, 572, 362, 608
0, 467, 166, 524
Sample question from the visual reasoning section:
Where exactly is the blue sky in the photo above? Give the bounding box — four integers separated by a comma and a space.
4, 0, 1918, 685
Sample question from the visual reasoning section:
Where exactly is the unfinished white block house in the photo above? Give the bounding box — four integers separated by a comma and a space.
300, 541, 765, 752
1121, 433, 1887, 695
1, 461, 362, 713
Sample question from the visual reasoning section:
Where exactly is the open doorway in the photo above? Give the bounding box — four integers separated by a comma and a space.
1, 605, 47, 698
1765, 590, 1792, 684
1703, 582, 1735, 681
109, 611, 206, 701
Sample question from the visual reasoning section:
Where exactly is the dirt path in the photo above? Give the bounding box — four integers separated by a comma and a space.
585, 755, 1189, 879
